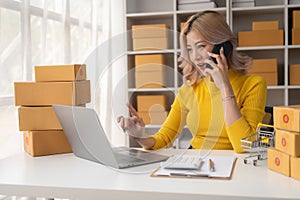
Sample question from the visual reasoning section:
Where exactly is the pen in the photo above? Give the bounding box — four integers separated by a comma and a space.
209, 159, 215, 172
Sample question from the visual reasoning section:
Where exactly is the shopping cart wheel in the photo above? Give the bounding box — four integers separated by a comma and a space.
253, 160, 257, 166
257, 155, 261, 160
244, 159, 247, 164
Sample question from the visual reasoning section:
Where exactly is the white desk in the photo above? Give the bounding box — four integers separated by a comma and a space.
0, 149, 300, 200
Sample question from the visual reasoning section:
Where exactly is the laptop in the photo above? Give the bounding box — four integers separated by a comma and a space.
52, 105, 168, 169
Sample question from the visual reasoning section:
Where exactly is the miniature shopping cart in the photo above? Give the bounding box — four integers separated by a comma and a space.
240, 123, 275, 166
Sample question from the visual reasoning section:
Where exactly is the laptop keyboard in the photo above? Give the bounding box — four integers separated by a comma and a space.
163, 155, 202, 170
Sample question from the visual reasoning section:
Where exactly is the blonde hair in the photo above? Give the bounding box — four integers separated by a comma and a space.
179, 10, 252, 86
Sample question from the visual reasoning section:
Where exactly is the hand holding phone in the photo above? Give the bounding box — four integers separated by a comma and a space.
210, 41, 233, 64
203, 41, 233, 87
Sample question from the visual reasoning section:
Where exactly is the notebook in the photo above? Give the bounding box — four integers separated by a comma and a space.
52, 105, 169, 169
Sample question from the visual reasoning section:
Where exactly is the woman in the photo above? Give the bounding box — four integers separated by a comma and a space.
118, 10, 267, 153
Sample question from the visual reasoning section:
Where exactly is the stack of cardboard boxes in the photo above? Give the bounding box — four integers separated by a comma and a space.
290, 10, 300, 86
238, 20, 283, 47
268, 105, 300, 180
131, 24, 170, 124
248, 58, 278, 86
292, 10, 300, 45
14, 64, 91, 156
135, 54, 166, 88
136, 95, 168, 125
131, 24, 170, 51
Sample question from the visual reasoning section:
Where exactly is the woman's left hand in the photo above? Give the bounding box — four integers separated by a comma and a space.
204, 47, 231, 92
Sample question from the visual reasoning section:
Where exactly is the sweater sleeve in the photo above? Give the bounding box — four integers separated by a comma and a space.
227, 75, 267, 153
151, 96, 188, 150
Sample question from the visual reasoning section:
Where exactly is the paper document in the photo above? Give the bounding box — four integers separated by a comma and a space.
151, 155, 237, 179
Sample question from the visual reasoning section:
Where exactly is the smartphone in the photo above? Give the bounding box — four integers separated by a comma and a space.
210, 41, 233, 64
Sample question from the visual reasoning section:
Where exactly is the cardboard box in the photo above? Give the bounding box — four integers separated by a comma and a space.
35, 64, 86, 82
274, 105, 300, 132
18, 106, 62, 131
132, 24, 169, 38
275, 129, 300, 157
23, 130, 72, 157
292, 28, 300, 45
293, 10, 300, 28
133, 37, 169, 51
254, 72, 278, 86
249, 59, 277, 73
132, 24, 170, 50
268, 148, 290, 177
14, 80, 90, 106
248, 59, 278, 85
135, 69, 165, 88
252, 21, 279, 31
289, 64, 300, 85
137, 95, 166, 112
291, 156, 300, 180
135, 54, 165, 66
135, 54, 166, 88
137, 111, 168, 124
238, 30, 284, 47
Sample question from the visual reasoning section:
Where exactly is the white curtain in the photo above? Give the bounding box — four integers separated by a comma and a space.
0, 0, 128, 159
91, 0, 128, 147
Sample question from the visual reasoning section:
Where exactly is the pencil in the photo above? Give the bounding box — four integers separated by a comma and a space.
209, 159, 215, 172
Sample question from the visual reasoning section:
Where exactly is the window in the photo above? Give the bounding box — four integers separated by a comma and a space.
0, 0, 103, 106
0, 0, 128, 160
0, 8, 22, 98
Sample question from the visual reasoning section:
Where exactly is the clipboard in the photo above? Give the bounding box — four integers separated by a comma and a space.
150, 155, 237, 180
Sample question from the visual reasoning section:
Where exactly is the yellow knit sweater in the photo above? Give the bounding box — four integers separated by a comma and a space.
151, 69, 267, 153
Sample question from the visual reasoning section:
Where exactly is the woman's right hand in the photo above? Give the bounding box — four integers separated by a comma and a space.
117, 103, 146, 139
